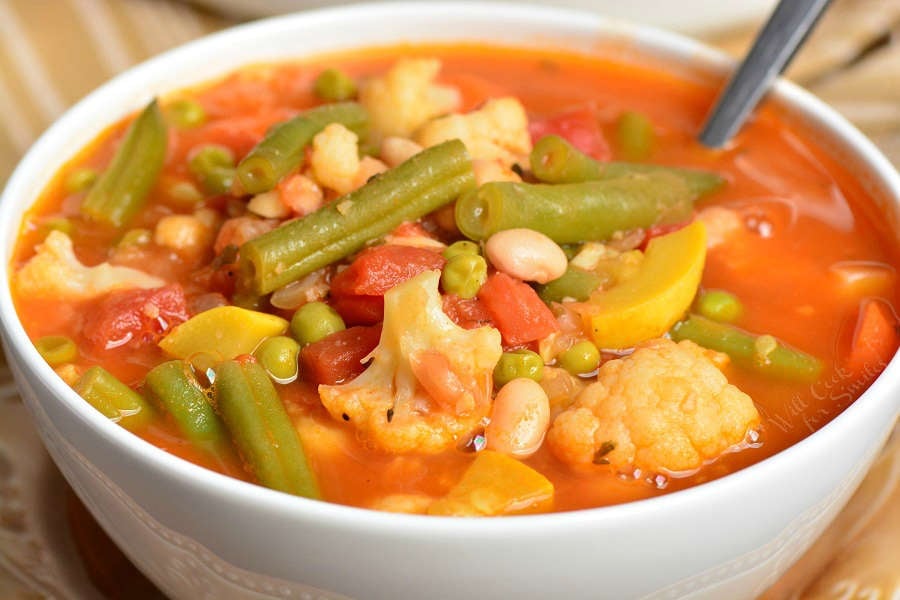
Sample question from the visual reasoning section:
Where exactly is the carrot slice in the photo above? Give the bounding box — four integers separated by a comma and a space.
844, 298, 900, 379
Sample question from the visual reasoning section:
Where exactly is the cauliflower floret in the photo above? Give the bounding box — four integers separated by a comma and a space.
319, 270, 502, 453
15, 230, 163, 301
359, 58, 461, 140
415, 97, 532, 165
547, 338, 759, 475
310, 123, 361, 195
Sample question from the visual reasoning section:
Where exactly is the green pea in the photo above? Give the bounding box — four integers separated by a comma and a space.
117, 228, 152, 248
696, 289, 744, 323
167, 99, 206, 129
440, 254, 487, 299
558, 340, 600, 375
313, 68, 357, 102
189, 144, 236, 195
65, 168, 98, 194
494, 349, 544, 387
291, 301, 346, 346
166, 180, 205, 209
442, 240, 480, 261
254, 336, 301, 383
35, 335, 78, 367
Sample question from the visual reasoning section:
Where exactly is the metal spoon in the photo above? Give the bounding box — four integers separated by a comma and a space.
699, 0, 834, 148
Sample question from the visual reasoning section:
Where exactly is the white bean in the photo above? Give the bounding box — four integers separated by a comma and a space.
485, 228, 567, 284
485, 378, 550, 458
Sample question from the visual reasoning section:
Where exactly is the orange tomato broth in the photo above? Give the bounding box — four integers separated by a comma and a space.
11, 43, 900, 512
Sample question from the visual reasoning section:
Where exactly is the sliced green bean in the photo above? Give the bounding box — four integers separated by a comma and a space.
671, 314, 823, 383
236, 102, 368, 194
214, 359, 319, 498
616, 111, 655, 161
144, 360, 231, 456
73, 366, 153, 431
314, 68, 357, 102
241, 139, 475, 294
81, 99, 167, 228
35, 335, 78, 366
538, 266, 604, 303
530, 134, 723, 197
291, 301, 345, 346
494, 350, 544, 387
455, 172, 694, 243
189, 145, 235, 195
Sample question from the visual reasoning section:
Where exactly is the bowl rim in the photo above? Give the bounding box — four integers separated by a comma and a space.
1, 0, 898, 535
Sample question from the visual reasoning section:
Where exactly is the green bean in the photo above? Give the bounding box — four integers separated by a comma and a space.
189, 145, 235, 195
73, 366, 153, 431
35, 335, 78, 366
290, 301, 345, 346
236, 102, 368, 194
616, 111, 655, 161
314, 68, 357, 101
214, 359, 319, 498
253, 336, 300, 382
558, 340, 600, 374
538, 266, 603, 303
143, 360, 231, 455
671, 314, 823, 383
66, 167, 98, 194
443, 240, 480, 261
455, 171, 694, 243
166, 98, 206, 129
81, 99, 167, 228
696, 289, 744, 323
530, 134, 723, 197
441, 254, 487, 299
494, 350, 544, 387
240, 139, 475, 294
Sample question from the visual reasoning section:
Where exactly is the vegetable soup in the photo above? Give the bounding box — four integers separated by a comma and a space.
10, 44, 899, 515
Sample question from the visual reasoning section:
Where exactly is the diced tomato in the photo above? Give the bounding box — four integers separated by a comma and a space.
330, 294, 385, 327
477, 273, 559, 346
329, 245, 446, 324
844, 298, 900, 379
528, 105, 611, 161
299, 325, 382, 386
83, 284, 190, 352
331, 245, 446, 296
442, 294, 494, 330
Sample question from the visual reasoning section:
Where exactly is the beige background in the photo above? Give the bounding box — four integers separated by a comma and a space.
0, 1, 897, 598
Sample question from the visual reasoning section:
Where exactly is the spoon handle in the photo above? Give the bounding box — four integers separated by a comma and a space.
699, 0, 833, 148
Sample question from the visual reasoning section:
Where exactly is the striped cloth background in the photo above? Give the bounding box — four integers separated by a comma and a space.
0, 1, 898, 599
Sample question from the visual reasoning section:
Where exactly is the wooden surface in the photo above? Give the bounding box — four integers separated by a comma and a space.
0, 1, 897, 598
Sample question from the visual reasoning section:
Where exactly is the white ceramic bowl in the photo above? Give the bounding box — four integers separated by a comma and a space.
1, 4, 898, 599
